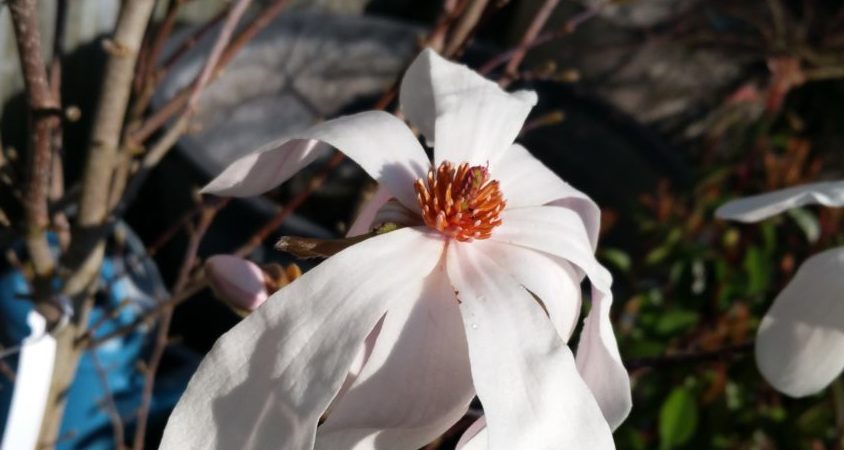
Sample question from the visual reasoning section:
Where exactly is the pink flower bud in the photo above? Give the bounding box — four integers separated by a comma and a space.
205, 255, 268, 312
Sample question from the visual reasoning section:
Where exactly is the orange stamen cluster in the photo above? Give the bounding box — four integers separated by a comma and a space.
414, 161, 506, 241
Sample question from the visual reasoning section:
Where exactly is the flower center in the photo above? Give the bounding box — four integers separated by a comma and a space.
414, 161, 505, 241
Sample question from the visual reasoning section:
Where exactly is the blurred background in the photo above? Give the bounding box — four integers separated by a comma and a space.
1, 0, 844, 449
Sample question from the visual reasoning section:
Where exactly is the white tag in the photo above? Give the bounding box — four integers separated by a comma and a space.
1, 311, 57, 450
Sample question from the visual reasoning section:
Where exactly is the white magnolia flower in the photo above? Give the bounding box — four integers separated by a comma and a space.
716, 180, 844, 397
160, 49, 631, 450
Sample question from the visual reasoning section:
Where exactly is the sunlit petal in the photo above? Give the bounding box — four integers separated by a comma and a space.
159, 228, 444, 449
446, 243, 615, 449
316, 260, 473, 450
399, 48, 537, 165
201, 111, 431, 212
756, 246, 844, 397
493, 144, 601, 249
472, 239, 582, 342
716, 180, 844, 222
492, 206, 632, 429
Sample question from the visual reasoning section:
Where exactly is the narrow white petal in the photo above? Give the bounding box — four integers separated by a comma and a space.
455, 416, 488, 450
716, 180, 844, 222
446, 243, 615, 450
160, 228, 444, 450
493, 144, 601, 249
492, 206, 632, 429
316, 260, 473, 450
201, 111, 431, 212
347, 185, 393, 237
473, 239, 582, 342
399, 48, 537, 165
756, 246, 844, 397
1, 312, 55, 450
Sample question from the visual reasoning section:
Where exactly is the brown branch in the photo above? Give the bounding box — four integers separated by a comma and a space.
8, 0, 60, 286
443, 0, 489, 56
39, 1, 157, 446
132, 202, 221, 450
91, 352, 127, 450
50, 0, 70, 251
83, 278, 207, 349
624, 342, 753, 371
128, 0, 294, 147
503, 0, 559, 78
479, 0, 611, 75
234, 152, 345, 258
74, 0, 156, 242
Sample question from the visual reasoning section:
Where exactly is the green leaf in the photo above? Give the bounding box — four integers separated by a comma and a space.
654, 310, 699, 336
787, 207, 820, 243
660, 387, 699, 450
743, 246, 771, 296
600, 248, 632, 273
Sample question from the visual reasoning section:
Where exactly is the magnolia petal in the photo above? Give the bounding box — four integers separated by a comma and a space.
316, 260, 473, 450
159, 228, 444, 450
201, 111, 430, 212
716, 180, 844, 223
455, 416, 488, 450
473, 239, 582, 342
347, 185, 393, 237
205, 255, 268, 312
400, 48, 537, 166
493, 144, 601, 249
575, 287, 631, 430
446, 243, 615, 450
492, 206, 632, 429
756, 246, 844, 397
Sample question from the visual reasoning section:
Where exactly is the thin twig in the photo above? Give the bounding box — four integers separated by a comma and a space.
234, 153, 344, 257
91, 351, 126, 450
83, 278, 207, 349
504, 0, 559, 78
188, 0, 253, 111
128, 0, 293, 147
444, 0, 489, 56
479, 0, 612, 75
132, 202, 220, 450
8, 0, 60, 288
624, 342, 754, 371
49, 0, 70, 250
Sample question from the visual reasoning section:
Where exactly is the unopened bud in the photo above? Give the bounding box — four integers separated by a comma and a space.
205, 255, 268, 313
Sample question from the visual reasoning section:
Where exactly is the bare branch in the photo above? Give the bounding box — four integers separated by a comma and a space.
74, 0, 156, 241
625, 342, 753, 371
8, 0, 60, 284
504, 0, 559, 78
132, 202, 222, 450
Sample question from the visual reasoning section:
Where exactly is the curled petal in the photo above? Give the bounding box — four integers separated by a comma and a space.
447, 243, 615, 450
756, 246, 844, 397
205, 255, 268, 312
716, 180, 844, 223
201, 111, 431, 212
316, 260, 474, 450
160, 228, 444, 450
473, 240, 582, 342
400, 48, 537, 166
493, 144, 601, 249
492, 206, 632, 429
